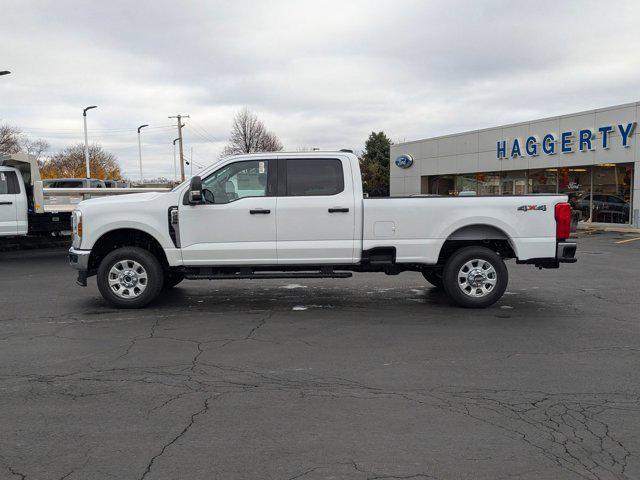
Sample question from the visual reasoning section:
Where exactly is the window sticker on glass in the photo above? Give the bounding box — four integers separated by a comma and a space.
0, 173, 5, 181
259, 161, 265, 174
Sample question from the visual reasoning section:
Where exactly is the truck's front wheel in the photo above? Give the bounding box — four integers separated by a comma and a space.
97, 247, 164, 308
422, 269, 443, 289
442, 246, 508, 308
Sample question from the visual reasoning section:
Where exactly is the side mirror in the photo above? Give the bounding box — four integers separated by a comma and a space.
188, 176, 203, 204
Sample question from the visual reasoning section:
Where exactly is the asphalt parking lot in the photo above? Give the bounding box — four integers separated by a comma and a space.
1, 232, 639, 480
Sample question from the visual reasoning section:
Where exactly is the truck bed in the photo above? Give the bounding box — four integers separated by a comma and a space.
362, 195, 566, 263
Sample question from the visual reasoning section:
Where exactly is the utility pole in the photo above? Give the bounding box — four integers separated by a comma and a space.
169, 114, 189, 182
137, 124, 149, 182
172, 138, 180, 182
82, 106, 98, 178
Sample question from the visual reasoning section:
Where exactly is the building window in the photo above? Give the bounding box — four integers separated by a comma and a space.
529, 169, 558, 194
428, 175, 455, 195
591, 163, 632, 224
559, 167, 592, 221
500, 171, 527, 195
476, 172, 500, 195
426, 163, 633, 224
455, 174, 477, 194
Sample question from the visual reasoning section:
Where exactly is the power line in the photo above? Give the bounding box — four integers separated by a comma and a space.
18, 125, 175, 133
187, 128, 217, 144
20, 130, 175, 137
187, 121, 220, 143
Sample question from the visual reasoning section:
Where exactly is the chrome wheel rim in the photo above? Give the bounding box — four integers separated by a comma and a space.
108, 259, 148, 299
457, 258, 497, 298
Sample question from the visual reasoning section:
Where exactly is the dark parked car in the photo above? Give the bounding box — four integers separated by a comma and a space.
43, 178, 106, 188
571, 193, 630, 223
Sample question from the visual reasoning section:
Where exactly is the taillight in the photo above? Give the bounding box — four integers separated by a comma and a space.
555, 202, 571, 240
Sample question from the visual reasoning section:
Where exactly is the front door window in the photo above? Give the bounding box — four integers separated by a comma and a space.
201, 160, 270, 203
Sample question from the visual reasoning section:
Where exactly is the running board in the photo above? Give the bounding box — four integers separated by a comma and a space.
184, 271, 353, 280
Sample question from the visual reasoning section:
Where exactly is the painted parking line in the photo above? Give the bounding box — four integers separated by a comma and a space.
615, 237, 640, 244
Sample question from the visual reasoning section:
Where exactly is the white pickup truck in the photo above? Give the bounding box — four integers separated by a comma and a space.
68, 151, 576, 308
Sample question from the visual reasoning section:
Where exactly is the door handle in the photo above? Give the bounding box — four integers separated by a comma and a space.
0, 201, 12, 205
249, 209, 271, 214
328, 207, 349, 213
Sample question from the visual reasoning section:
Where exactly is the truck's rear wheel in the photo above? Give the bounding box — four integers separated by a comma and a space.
422, 269, 443, 289
442, 246, 508, 308
97, 247, 163, 308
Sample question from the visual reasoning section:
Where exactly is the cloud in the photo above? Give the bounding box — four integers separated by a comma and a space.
1, 0, 639, 179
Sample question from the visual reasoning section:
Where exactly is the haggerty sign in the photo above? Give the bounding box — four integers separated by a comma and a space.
497, 122, 637, 159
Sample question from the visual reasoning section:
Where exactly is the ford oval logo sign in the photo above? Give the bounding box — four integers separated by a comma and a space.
395, 154, 413, 169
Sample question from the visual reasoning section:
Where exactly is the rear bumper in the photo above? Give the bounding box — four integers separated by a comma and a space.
556, 241, 577, 263
516, 241, 577, 268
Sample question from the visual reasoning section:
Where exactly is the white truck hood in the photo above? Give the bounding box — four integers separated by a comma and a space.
78, 192, 165, 207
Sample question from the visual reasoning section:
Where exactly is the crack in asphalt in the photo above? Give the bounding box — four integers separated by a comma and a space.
2, 282, 638, 478
1, 461, 27, 480
138, 394, 222, 480
287, 461, 438, 480
5, 356, 635, 480
427, 388, 635, 480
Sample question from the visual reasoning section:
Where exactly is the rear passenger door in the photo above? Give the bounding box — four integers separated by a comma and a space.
276, 157, 356, 264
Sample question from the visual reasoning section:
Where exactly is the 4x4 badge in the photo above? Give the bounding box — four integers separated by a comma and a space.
517, 205, 547, 212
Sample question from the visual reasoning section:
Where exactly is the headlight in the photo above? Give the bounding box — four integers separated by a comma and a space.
72, 210, 82, 248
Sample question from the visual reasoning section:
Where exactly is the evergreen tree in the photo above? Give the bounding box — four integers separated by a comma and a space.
359, 131, 392, 197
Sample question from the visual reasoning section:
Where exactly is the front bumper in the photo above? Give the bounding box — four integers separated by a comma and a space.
68, 247, 91, 286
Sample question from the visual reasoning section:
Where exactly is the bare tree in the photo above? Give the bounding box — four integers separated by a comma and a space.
0, 124, 22, 155
22, 138, 50, 165
0, 124, 50, 163
41, 144, 122, 180
221, 108, 283, 156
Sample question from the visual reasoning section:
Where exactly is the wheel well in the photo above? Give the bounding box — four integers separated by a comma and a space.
437, 225, 516, 265
88, 229, 169, 271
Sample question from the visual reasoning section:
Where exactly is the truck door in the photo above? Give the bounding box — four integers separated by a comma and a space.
276, 157, 356, 264
0, 170, 18, 236
178, 159, 278, 265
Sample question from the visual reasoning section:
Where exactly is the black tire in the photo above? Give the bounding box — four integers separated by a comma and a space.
442, 246, 508, 308
422, 269, 444, 289
163, 271, 184, 289
97, 246, 164, 308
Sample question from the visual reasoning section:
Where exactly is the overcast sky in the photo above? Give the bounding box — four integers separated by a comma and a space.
2, 0, 640, 180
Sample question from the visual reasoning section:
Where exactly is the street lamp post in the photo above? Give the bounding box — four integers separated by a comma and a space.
82, 106, 98, 178
172, 138, 180, 182
137, 124, 149, 182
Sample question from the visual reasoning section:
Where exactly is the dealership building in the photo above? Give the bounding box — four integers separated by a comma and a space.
390, 101, 639, 227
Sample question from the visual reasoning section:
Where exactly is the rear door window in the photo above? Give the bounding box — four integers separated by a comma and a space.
0, 171, 20, 194
0, 172, 9, 194
284, 159, 344, 196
